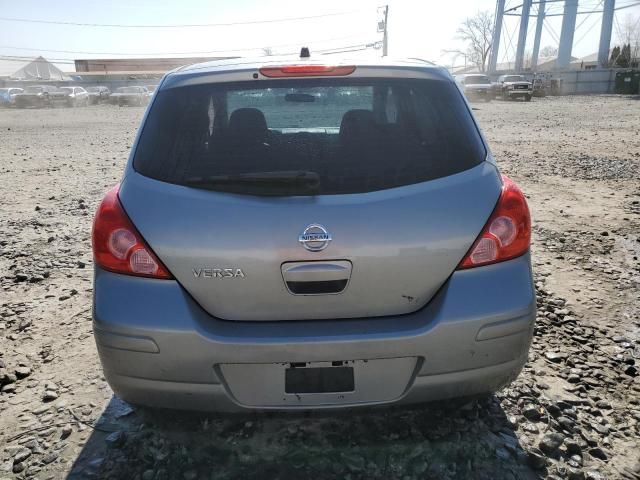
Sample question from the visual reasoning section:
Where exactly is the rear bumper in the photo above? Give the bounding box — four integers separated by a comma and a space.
93, 254, 536, 411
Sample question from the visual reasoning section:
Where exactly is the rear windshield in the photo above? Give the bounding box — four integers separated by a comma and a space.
134, 78, 486, 195
465, 75, 490, 84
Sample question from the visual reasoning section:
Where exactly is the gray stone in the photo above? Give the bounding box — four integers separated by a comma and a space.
41, 452, 58, 465
557, 415, 576, 432
43, 390, 58, 402
539, 432, 565, 455
546, 351, 568, 363
588, 447, 607, 460
585, 471, 606, 480
567, 468, 586, 480
522, 404, 542, 421
13, 449, 31, 463
565, 438, 582, 455
595, 400, 611, 409
1, 384, 16, 393
14, 366, 31, 379
591, 423, 609, 435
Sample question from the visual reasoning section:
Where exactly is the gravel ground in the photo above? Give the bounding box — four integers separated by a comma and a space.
0, 95, 639, 480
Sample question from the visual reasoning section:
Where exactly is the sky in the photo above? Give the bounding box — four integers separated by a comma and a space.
0, 0, 639, 72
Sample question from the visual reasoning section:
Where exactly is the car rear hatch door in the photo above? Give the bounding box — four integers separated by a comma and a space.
120, 163, 500, 321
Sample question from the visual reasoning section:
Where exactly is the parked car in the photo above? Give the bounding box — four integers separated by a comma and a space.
454, 74, 493, 102
0, 87, 23, 107
92, 56, 534, 412
87, 86, 111, 104
110, 86, 149, 106
494, 75, 533, 101
50, 86, 89, 107
13, 85, 58, 108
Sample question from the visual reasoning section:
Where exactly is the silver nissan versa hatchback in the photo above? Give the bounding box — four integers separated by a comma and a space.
92, 54, 535, 411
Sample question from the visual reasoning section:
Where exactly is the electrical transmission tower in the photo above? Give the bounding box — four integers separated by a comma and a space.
488, 0, 619, 73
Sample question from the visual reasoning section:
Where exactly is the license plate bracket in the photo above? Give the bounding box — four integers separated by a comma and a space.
219, 357, 418, 407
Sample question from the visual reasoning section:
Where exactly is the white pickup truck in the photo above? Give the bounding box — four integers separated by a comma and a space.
494, 75, 533, 102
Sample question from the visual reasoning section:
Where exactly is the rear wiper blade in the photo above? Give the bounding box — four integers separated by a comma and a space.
185, 171, 320, 187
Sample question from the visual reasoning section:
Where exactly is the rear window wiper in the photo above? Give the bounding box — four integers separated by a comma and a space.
184, 171, 320, 194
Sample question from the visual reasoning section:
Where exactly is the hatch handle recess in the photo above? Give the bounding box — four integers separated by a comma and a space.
281, 261, 352, 295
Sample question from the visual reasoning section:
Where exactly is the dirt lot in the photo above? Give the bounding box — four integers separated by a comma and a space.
1, 96, 639, 480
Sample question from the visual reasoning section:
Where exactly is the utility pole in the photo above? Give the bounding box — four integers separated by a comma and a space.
515, 0, 532, 71
489, 0, 506, 74
378, 5, 389, 57
531, 0, 546, 70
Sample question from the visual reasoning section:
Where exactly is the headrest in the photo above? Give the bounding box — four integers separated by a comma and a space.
228, 108, 268, 142
339, 109, 377, 145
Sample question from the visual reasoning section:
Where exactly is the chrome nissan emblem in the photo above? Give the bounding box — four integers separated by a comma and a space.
298, 224, 332, 252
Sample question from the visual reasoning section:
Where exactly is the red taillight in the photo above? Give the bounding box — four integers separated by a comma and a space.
92, 186, 172, 279
259, 65, 356, 78
458, 175, 531, 269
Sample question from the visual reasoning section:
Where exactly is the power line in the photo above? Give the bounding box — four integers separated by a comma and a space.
573, 0, 604, 32
0, 9, 367, 29
0, 34, 372, 57
0, 41, 381, 67
0, 55, 76, 65
542, 20, 560, 44
574, 8, 605, 48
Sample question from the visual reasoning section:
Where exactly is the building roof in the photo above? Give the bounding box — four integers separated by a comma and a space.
0, 56, 70, 80
74, 56, 236, 73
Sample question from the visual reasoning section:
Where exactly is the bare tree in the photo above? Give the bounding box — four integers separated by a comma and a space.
539, 45, 558, 58
616, 14, 640, 65
453, 11, 494, 72
261, 47, 274, 56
